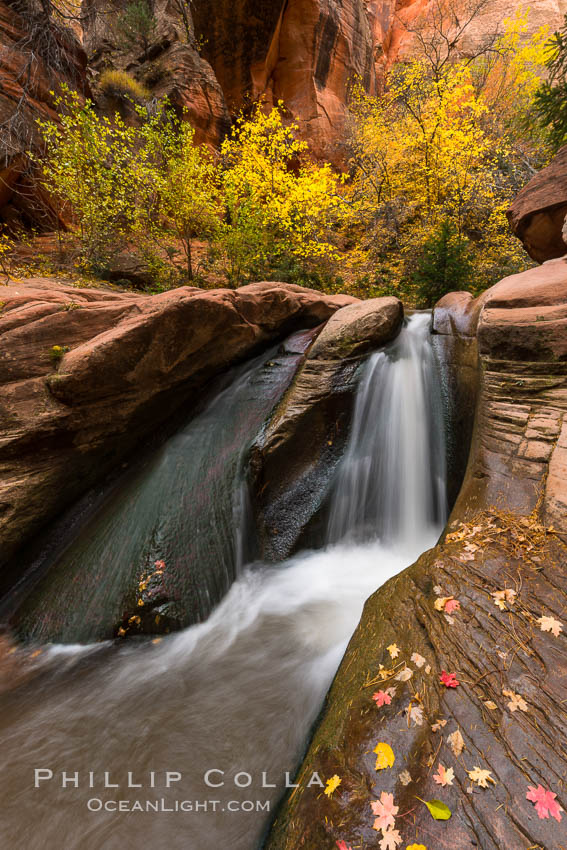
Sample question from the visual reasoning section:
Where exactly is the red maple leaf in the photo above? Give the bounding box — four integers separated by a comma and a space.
336, 842, 353, 850
373, 689, 393, 707
440, 670, 459, 688
444, 598, 461, 614
527, 784, 563, 822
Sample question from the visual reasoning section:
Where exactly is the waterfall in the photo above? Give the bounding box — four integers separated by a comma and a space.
0, 314, 450, 850
328, 312, 447, 547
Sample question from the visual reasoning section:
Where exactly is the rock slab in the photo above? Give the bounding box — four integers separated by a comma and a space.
0, 277, 355, 575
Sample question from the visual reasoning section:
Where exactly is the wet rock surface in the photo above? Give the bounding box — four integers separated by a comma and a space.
250, 297, 403, 561
0, 277, 355, 576
265, 261, 567, 849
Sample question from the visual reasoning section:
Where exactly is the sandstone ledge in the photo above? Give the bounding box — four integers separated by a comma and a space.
0, 277, 355, 574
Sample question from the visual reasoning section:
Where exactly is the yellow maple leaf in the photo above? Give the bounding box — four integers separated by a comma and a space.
324, 774, 341, 797
406, 844, 427, 850
434, 596, 453, 611
491, 589, 516, 610
387, 643, 400, 659
374, 742, 395, 770
467, 766, 495, 788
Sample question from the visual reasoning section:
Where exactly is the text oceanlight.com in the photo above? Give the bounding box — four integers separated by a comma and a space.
86, 799, 271, 813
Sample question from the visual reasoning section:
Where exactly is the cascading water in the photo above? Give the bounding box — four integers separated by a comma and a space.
5, 343, 305, 643
328, 312, 447, 548
0, 314, 448, 850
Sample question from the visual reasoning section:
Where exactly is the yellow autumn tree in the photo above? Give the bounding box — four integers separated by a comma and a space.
215, 102, 347, 286
346, 14, 549, 304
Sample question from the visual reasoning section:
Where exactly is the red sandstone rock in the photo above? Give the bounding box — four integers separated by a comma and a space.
0, 0, 89, 227
83, 0, 231, 149
0, 277, 356, 571
508, 146, 567, 263
191, 0, 376, 162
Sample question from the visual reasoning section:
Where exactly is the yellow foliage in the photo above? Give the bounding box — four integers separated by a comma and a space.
346, 15, 549, 302
373, 742, 395, 770
99, 69, 150, 101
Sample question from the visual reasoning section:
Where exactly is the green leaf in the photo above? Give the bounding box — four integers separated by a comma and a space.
416, 796, 452, 820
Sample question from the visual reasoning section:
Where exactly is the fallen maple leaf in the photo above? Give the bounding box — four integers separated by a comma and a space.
336, 842, 352, 850
434, 596, 453, 611
396, 666, 413, 682
431, 718, 447, 732
324, 775, 341, 797
379, 828, 402, 850
433, 763, 454, 787
374, 742, 395, 770
399, 769, 412, 786
538, 615, 563, 637
447, 729, 465, 756
467, 767, 495, 788
484, 700, 497, 710
440, 670, 459, 688
373, 688, 396, 707
526, 784, 563, 822
444, 598, 461, 614
371, 791, 399, 832
406, 845, 427, 850
411, 652, 426, 668
491, 589, 517, 610
408, 704, 424, 726
503, 689, 528, 713
388, 643, 400, 659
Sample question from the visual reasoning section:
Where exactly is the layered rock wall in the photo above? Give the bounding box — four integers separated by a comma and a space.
0, 0, 89, 228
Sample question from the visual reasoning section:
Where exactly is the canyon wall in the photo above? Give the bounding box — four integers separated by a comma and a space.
191, 0, 567, 159
2, 0, 567, 226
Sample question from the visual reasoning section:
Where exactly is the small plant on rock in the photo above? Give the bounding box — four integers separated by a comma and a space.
49, 345, 69, 367
99, 69, 150, 103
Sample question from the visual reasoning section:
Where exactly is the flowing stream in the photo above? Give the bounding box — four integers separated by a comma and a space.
0, 313, 447, 850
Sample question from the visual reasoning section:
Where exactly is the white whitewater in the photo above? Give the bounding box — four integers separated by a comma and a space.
328, 312, 447, 548
0, 313, 447, 850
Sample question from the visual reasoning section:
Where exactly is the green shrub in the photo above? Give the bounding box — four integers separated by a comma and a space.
99, 70, 150, 102
534, 15, 567, 152
115, 0, 156, 58
408, 220, 474, 309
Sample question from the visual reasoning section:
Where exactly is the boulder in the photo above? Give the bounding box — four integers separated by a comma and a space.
250, 297, 403, 560
508, 146, 567, 263
0, 277, 355, 577
265, 260, 567, 849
